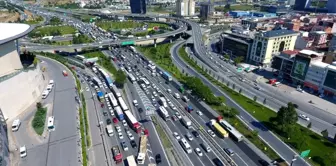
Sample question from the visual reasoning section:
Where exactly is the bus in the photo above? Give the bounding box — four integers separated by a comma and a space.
126, 155, 137, 166
98, 68, 113, 87
47, 116, 55, 131
218, 117, 244, 142
92, 77, 103, 87
159, 97, 167, 107
75, 55, 85, 61
112, 145, 122, 164
111, 85, 122, 98
114, 106, 124, 120
139, 77, 150, 86
179, 138, 192, 154
137, 135, 147, 164
124, 110, 141, 133
128, 73, 136, 83
162, 71, 172, 81
158, 106, 169, 121
209, 119, 229, 138
117, 97, 129, 112
108, 93, 118, 107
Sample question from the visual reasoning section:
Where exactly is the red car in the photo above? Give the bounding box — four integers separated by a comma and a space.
112, 117, 118, 124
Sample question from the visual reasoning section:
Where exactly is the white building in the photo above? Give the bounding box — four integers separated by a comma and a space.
176, 0, 195, 16
304, 61, 329, 92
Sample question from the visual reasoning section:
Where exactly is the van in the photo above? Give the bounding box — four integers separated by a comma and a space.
182, 96, 189, 102
200, 142, 211, 152
12, 119, 21, 132
42, 90, 49, 99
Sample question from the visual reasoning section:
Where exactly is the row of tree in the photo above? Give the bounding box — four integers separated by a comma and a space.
72, 34, 92, 44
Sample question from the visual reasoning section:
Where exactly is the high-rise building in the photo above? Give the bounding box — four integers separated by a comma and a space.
176, 0, 195, 16
200, 2, 213, 20
294, 0, 311, 10
327, 0, 336, 13
130, 0, 146, 14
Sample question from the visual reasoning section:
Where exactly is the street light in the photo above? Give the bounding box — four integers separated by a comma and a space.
290, 155, 299, 166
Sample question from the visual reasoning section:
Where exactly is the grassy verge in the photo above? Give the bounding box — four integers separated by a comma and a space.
179, 46, 336, 165
28, 25, 76, 38
96, 21, 169, 31
32, 105, 47, 135
178, 46, 280, 160
81, 93, 91, 147
151, 116, 172, 148
79, 108, 88, 166
84, 51, 118, 76
136, 43, 186, 81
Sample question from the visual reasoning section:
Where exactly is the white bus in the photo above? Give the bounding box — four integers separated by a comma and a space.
47, 116, 55, 131
139, 77, 150, 86
128, 73, 136, 83
137, 135, 147, 164
179, 138, 192, 154
159, 97, 167, 108
117, 97, 129, 112
218, 119, 244, 142
111, 85, 122, 98
92, 77, 103, 87
158, 106, 169, 121
126, 155, 137, 166
108, 93, 119, 107
75, 55, 85, 61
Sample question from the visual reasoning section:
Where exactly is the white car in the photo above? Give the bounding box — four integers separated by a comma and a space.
186, 133, 193, 141
128, 133, 134, 140
297, 88, 305, 93
115, 126, 122, 133
172, 106, 177, 110
20, 146, 27, 158
118, 132, 124, 139
175, 112, 182, 119
196, 111, 203, 116
121, 142, 128, 151
207, 130, 216, 137
299, 114, 310, 121
122, 120, 128, 127
195, 148, 203, 156
167, 89, 172, 93
173, 132, 181, 140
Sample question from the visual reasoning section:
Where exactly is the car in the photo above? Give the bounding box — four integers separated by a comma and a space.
196, 111, 203, 116
297, 88, 304, 93
299, 114, 310, 121
113, 117, 119, 124
172, 116, 178, 121
192, 130, 200, 138
224, 148, 235, 156
118, 132, 124, 139
128, 133, 134, 140
20, 146, 27, 158
121, 141, 128, 151
103, 111, 108, 116
195, 148, 203, 156
138, 108, 143, 113
130, 140, 137, 148
254, 86, 261, 90
173, 132, 181, 139
167, 89, 172, 93
186, 133, 193, 141
207, 130, 216, 137
122, 120, 128, 126
106, 118, 112, 125
175, 112, 182, 119
156, 154, 162, 164
213, 158, 224, 166
259, 159, 270, 166
115, 126, 121, 132
172, 106, 177, 110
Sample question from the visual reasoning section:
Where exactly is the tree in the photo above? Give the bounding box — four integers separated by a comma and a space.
327, 151, 336, 166
275, 102, 298, 128
253, 96, 257, 102
321, 129, 329, 138
239, 88, 242, 94
233, 56, 244, 65
36, 102, 42, 109
307, 122, 312, 128
263, 98, 267, 105
114, 70, 127, 88
224, 54, 230, 60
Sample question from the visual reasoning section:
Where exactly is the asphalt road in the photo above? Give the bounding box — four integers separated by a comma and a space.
171, 42, 309, 166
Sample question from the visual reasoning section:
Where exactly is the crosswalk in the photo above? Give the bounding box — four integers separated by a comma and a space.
134, 83, 156, 116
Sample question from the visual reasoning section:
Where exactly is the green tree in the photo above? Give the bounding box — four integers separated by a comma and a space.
253, 96, 257, 102
233, 56, 244, 65
327, 151, 336, 166
114, 70, 127, 88
321, 129, 329, 138
224, 54, 230, 60
275, 102, 298, 128
36, 102, 42, 109
307, 122, 312, 128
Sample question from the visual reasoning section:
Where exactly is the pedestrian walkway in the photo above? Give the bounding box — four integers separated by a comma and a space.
133, 84, 156, 116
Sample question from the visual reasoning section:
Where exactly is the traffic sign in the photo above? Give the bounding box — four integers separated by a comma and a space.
300, 149, 311, 158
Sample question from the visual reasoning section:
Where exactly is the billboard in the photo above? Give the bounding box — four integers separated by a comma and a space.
291, 55, 311, 81
323, 69, 336, 90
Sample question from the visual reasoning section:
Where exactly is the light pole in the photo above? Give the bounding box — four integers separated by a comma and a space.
290, 155, 299, 166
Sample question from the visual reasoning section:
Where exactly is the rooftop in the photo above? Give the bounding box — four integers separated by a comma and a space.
299, 49, 324, 57
282, 50, 300, 55
311, 61, 329, 68
0, 23, 34, 45
257, 29, 299, 38
327, 64, 336, 71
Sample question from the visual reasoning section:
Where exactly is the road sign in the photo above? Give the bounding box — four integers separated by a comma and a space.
300, 149, 311, 158
237, 68, 243, 72
121, 41, 135, 46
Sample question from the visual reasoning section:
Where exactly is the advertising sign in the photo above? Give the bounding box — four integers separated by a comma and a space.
291, 55, 310, 81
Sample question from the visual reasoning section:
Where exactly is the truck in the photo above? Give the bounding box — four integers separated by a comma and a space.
159, 97, 167, 107
185, 106, 193, 113
137, 135, 147, 164
162, 71, 172, 81
111, 145, 122, 164
181, 116, 191, 129
209, 119, 229, 138
106, 124, 114, 136
97, 91, 104, 101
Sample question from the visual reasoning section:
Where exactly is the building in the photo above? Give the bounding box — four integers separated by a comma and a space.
327, 0, 336, 13
304, 61, 329, 92
230, 11, 277, 18
329, 34, 336, 52
241, 18, 266, 30
229, 11, 251, 18
271, 50, 299, 81
220, 31, 254, 62
323, 65, 336, 96
283, 20, 301, 31
295, 36, 314, 49
309, 31, 327, 45
200, 2, 213, 20
294, 0, 311, 10
176, 0, 195, 16
130, 0, 146, 14
250, 29, 300, 66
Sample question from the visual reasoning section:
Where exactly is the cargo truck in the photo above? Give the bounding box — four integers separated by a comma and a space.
181, 116, 191, 129
106, 124, 114, 136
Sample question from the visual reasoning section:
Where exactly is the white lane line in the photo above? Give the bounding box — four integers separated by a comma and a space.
195, 155, 206, 166
235, 153, 249, 166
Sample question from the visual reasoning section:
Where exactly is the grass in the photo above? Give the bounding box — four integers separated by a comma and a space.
32, 107, 47, 135
214, 5, 257, 12
81, 93, 91, 147
95, 21, 169, 31
83, 51, 118, 76
29, 25, 76, 37
178, 46, 336, 165
151, 116, 172, 148
79, 108, 88, 166
136, 43, 185, 81
178, 46, 280, 160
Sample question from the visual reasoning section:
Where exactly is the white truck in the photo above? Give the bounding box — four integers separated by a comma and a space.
106, 124, 114, 136
181, 116, 191, 129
